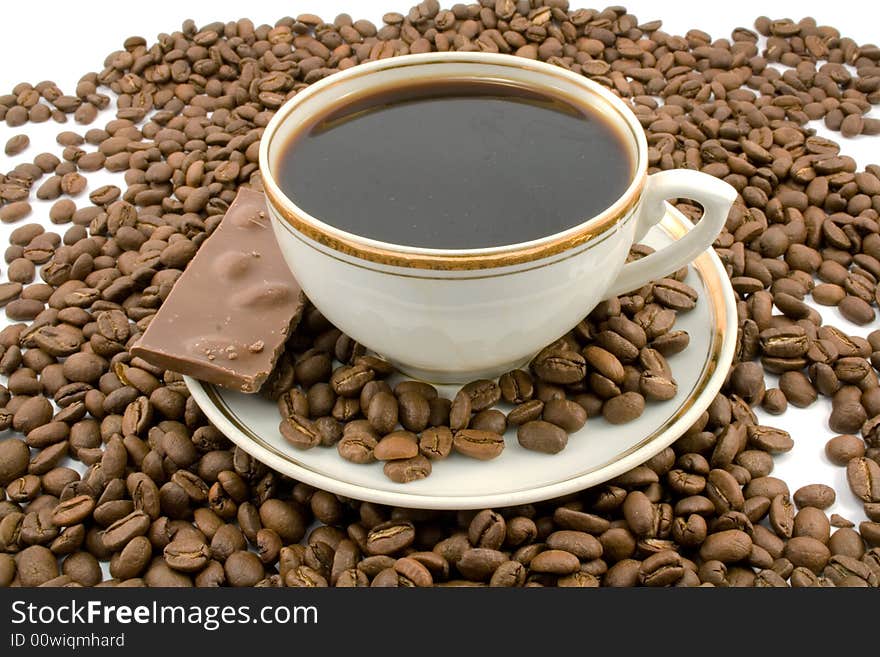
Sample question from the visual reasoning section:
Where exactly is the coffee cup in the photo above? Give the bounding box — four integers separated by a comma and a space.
260, 52, 736, 383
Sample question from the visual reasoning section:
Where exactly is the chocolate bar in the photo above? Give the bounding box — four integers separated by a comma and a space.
132, 187, 304, 392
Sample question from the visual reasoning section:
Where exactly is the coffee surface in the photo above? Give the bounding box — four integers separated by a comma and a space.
277, 81, 632, 249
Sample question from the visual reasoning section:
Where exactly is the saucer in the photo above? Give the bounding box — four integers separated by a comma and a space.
185, 204, 737, 510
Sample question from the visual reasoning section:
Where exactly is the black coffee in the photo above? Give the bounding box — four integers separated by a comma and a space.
277, 80, 633, 249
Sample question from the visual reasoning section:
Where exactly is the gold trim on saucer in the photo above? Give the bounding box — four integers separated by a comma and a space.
186, 208, 735, 509
201, 268, 723, 495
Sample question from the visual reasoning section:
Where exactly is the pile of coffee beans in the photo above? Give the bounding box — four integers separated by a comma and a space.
1, 2, 880, 586
272, 266, 694, 482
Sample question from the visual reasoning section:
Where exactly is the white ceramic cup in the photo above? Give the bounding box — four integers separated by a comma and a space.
260, 52, 736, 384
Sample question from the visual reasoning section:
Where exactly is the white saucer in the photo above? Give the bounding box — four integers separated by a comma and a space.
185, 205, 736, 510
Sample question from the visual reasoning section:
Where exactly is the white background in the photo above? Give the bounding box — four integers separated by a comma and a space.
1, 1, 879, 525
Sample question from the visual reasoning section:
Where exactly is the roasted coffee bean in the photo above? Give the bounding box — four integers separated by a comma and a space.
847, 457, 880, 502
499, 369, 533, 404
825, 555, 877, 586
330, 364, 374, 397
829, 527, 865, 559
760, 327, 809, 358
7, 258, 35, 283
366, 521, 415, 555
748, 425, 794, 454
769, 494, 795, 539
517, 421, 568, 454
652, 279, 698, 311
225, 550, 265, 587
708, 422, 746, 468
309, 492, 342, 526
14, 395, 53, 433
604, 559, 641, 587
793, 507, 830, 544
448, 390, 472, 432
337, 432, 377, 464
0, 438, 30, 485
0, 282, 24, 307
453, 430, 505, 460
730, 362, 765, 405
639, 550, 684, 586
102, 511, 150, 551
602, 392, 645, 424
706, 469, 745, 514
367, 392, 398, 435
623, 491, 656, 538
164, 537, 211, 573
397, 391, 430, 433
839, 296, 875, 325
427, 397, 451, 427
504, 516, 538, 548
785, 536, 831, 574
374, 431, 418, 461
864, 390, 880, 420
109, 535, 152, 580
295, 351, 332, 388
651, 330, 689, 357
699, 529, 753, 563
779, 371, 817, 408
51, 495, 95, 526
5, 134, 29, 156
468, 510, 506, 550
489, 560, 526, 587
384, 455, 432, 483
531, 349, 586, 384
544, 531, 602, 562
358, 381, 391, 414
6, 474, 40, 502
279, 415, 321, 450
542, 398, 587, 433
306, 383, 335, 419
615, 466, 660, 489
813, 284, 846, 306
735, 451, 773, 480
469, 409, 507, 435
17, 545, 59, 586
828, 388, 868, 433
315, 416, 342, 447
860, 522, 880, 547
253, 500, 303, 546
826, 434, 866, 466
640, 369, 677, 403
393, 556, 432, 587
457, 548, 507, 581
0, 201, 32, 224
551, 508, 610, 537
19, 506, 59, 544
530, 549, 580, 575
462, 379, 501, 411
835, 357, 871, 384
393, 381, 437, 401
278, 389, 309, 420
419, 426, 453, 460
583, 346, 625, 384
793, 484, 836, 510
507, 399, 544, 426
672, 514, 708, 548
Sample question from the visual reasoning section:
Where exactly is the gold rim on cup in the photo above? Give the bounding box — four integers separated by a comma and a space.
259, 53, 648, 271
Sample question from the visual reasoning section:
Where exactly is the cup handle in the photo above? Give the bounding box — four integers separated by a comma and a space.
604, 169, 737, 298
